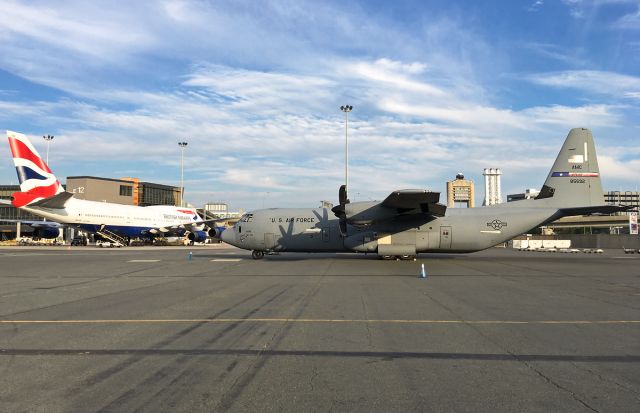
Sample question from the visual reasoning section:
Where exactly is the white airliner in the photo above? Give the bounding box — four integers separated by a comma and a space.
1, 131, 214, 243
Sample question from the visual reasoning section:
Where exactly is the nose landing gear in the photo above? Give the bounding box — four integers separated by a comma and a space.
251, 250, 265, 260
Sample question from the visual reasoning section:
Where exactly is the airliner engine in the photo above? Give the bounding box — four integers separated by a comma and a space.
33, 227, 60, 239
209, 226, 226, 239
188, 230, 207, 243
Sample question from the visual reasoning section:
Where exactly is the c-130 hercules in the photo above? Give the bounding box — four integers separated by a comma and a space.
216, 128, 627, 259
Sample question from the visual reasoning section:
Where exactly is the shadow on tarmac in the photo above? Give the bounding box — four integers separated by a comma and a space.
1, 348, 638, 363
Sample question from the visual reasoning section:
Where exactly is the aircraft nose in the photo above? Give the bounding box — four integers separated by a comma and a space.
220, 227, 235, 244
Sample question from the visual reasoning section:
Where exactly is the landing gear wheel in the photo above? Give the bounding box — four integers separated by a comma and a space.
252, 250, 265, 260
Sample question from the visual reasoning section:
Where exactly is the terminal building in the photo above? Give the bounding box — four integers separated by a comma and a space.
506, 188, 540, 202
446, 173, 475, 208
605, 191, 640, 215
0, 185, 44, 222
66, 176, 181, 206
202, 203, 244, 223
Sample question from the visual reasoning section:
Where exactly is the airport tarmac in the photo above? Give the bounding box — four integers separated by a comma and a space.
0, 246, 638, 412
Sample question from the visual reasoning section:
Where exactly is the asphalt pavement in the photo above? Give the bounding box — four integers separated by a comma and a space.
0, 245, 638, 412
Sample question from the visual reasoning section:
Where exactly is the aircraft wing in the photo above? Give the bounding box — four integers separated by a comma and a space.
381, 189, 447, 217
340, 189, 447, 227
200, 218, 235, 225
0, 218, 64, 228
28, 191, 74, 209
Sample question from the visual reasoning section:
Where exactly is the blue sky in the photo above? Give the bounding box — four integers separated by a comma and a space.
0, 0, 639, 210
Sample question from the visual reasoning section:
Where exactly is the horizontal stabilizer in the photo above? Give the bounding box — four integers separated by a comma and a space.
28, 191, 74, 209
560, 205, 636, 217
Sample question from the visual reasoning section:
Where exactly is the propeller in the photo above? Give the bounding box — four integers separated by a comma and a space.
331, 184, 350, 236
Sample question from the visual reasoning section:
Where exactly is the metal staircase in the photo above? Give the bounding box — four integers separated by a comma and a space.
96, 226, 128, 246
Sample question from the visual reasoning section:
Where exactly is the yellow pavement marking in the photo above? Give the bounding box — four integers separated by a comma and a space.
210, 259, 242, 262
127, 259, 160, 262
0, 319, 638, 325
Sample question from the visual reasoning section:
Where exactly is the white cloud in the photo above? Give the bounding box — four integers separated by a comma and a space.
597, 155, 640, 183
527, 0, 545, 12
522, 104, 622, 127
349, 59, 445, 97
523, 43, 588, 66
378, 99, 526, 129
184, 65, 336, 115
561, 0, 640, 20
528, 70, 640, 99
0, 1, 153, 59
615, 6, 640, 28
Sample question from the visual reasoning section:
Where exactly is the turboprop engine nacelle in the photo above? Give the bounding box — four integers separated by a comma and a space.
343, 231, 378, 252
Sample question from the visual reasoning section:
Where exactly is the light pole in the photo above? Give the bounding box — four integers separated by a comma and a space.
43, 135, 54, 165
340, 105, 353, 196
178, 141, 188, 207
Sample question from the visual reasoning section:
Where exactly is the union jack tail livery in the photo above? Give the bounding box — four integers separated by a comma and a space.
7, 130, 64, 207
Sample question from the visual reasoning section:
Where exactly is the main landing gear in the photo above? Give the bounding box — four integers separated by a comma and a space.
251, 250, 265, 260
380, 255, 417, 261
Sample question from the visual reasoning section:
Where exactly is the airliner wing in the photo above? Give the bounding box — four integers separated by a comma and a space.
28, 191, 74, 209
0, 218, 64, 228
200, 218, 233, 225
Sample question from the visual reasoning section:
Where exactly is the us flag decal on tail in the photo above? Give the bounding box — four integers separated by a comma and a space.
551, 172, 599, 178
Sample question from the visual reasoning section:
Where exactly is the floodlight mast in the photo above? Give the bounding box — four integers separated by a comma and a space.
178, 141, 188, 207
43, 135, 54, 165
340, 105, 353, 197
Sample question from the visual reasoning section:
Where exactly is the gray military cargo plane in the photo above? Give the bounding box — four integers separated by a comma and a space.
217, 128, 627, 259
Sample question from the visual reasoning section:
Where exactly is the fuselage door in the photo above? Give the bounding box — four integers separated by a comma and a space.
440, 226, 452, 249
265, 232, 276, 249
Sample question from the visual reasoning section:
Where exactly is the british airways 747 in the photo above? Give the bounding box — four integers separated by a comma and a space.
2, 131, 215, 244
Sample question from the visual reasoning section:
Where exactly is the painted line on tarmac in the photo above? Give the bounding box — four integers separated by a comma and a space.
1, 319, 638, 325
127, 259, 160, 263
210, 259, 243, 262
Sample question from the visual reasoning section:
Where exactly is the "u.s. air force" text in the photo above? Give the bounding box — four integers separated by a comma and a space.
271, 217, 315, 223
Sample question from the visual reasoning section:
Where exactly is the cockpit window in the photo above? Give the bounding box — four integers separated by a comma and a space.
240, 214, 254, 223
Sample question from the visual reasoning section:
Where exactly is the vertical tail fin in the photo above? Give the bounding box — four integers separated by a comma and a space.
536, 128, 604, 207
6, 130, 63, 207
